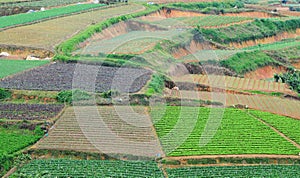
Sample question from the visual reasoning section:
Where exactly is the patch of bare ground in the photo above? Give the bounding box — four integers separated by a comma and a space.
0, 44, 53, 58
229, 29, 300, 48
222, 11, 278, 18
244, 65, 287, 80
292, 60, 300, 69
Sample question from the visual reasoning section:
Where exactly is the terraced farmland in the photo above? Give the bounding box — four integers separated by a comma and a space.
0, 126, 43, 155
166, 165, 300, 177
0, 4, 145, 50
0, 63, 151, 93
0, 59, 49, 79
0, 103, 64, 121
151, 106, 300, 156
12, 159, 164, 178
249, 110, 300, 144
0, 3, 106, 29
1, 0, 88, 7
35, 106, 164, 157
173, 74, 293, 93
179, 90, 300, 119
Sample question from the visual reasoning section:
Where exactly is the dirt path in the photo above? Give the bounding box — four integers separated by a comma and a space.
248, 112, 300, 149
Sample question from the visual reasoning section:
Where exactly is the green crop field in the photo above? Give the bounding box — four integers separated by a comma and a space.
0, 126, 42, 155
149, 16, 252, 28
11, 159, 164, 177
0, 59, 49, 79
166, 165, 300, 177
249, 110, 300, 144
151, 106, 300, 156
0, 4, 106, 29
243, 39, 300, 51
1, 0, 87, 7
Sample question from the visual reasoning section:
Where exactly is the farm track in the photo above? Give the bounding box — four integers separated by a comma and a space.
35, 106, 165, 157
176, 90, 300, 120
0, 3, 145, 50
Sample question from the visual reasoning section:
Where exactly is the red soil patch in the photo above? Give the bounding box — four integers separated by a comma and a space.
229, 29, 300, 48
292, 60, 300, 69
172, 40, 218, 59
244, 65, 287, 80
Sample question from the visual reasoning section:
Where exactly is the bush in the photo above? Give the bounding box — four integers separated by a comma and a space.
57, 89, 92, 104
145, 74, 166, 96
100, 90, 120, 98
0, 88, 11, 101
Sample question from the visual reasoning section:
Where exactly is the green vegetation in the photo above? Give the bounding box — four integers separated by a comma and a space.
244, 90, 284, 97
201, 18, 300, 44
57, 89, 92, 104
0, 4, 106, 28
0, 59, 49, 79
275, 70, 300, 93
151, 106, 300, 156
249, 110, 300, 144
243, 39, 300, 51
0, 88, 11, 101
166, 165, 300, 177
145, 74, 165, 96
1, 0, 87, 7
12, 159, 164, 177
220, 51, 276, 74
55, 4, 161, 59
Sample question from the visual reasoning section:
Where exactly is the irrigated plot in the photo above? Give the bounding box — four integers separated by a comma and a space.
0, 103, 64, 121
0, 62, 151, 93
35, 106, 164, 157
151, 106, 300, 156
166, 165, 300, 177
0, 4, 144, 50
12, 159, 164, 177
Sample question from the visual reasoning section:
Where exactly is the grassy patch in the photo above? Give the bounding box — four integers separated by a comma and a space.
145, 74, 166, 96
220, 51, 276, 75
0, 59, 49, 79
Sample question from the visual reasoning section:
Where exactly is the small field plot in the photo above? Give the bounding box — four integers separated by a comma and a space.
0, 4, 144, 50
35, 106, 164, 157
0, 125, 43, 155
0, 4, 106, 29
78, 30, 187, 55
147, 16, 252, 28
166, 165, 300, 177
249, 110, 300, 144
179, 50, 242, 62
1, 0, 87, 7
0, 63, 151, 93
12, 159, 164, 177
173, 74, 293, 94
0, 59, 49, 79
151, 106, 300, 156
243, 38, 300, 51
0, 103, 64, 121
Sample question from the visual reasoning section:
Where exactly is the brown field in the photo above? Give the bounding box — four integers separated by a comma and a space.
177, 90, 300, 120
35, 106, 164, 157
0, 4, 145, 50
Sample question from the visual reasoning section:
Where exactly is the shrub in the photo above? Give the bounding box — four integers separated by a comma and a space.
57, 89, 92, 104
145, 74, 166, 96
0, 88, 11, 101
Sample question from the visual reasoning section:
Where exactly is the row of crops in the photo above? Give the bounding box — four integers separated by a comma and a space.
0, 62, 152, 93
0, 3, 106, 29
151, 106, 300, 156
12, 159, 300, 177
0, 103, 64, 120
